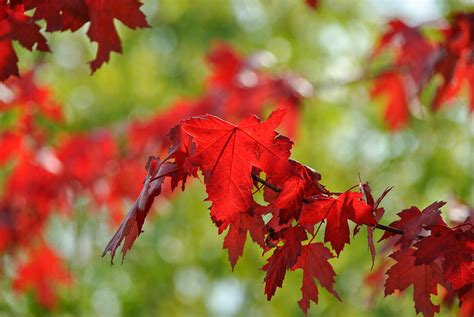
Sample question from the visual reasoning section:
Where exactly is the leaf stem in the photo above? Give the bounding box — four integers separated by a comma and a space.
251, 172, 405, 236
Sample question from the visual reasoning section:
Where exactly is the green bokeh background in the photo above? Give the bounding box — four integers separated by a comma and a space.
2, 0, 473, 316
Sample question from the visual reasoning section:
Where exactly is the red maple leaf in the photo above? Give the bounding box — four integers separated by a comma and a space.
262, 160, 324, 225
85, 0, 149, 71
0, 2, 49, 80
23, 0, 89, 32
181, 109, 293, 232
385, 248, 445, 317
262, 226, 307, 300
1, 71, 63, 138
371, 20, 438, 130
223, 204, 267, 269
380, 201, 446, 249
102, 156, 182, 263
299, 191, 375, 255
414, 225, 474, 290
291, 242, 341, 314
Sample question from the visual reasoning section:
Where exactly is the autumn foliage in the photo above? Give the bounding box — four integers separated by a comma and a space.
0, 1, 473, 316
371, 13, 474, 130
102, 108, 473, 317
0, 0, 148, 80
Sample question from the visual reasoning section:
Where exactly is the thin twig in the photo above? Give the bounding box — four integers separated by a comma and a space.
251, 172, 405, 236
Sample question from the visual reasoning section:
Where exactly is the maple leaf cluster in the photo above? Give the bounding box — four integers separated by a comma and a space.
371, 13, 474, 130
0, 2, 471, 313
103, 108, 473, 316
0, 42, 310, 309
0, 0, 149, 81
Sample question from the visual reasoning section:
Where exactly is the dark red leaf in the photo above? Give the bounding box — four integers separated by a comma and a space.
380, 201, 446, 249
359, 182, 392, 266
414, 225, 474, 290
85, 0, 149, 71
385, 248, 445, 317
0, 2, 49, 80
102, 157, 181, 263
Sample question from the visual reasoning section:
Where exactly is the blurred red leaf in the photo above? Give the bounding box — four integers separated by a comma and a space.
433, 13, 474, 111
305, 0, 319, 9
371, 71, 410, 131
13, 245, 71, 309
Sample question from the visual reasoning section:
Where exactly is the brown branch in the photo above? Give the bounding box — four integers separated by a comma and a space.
252, 173, 281, 193
251, 172, 405, 236
371, 223, 404, 235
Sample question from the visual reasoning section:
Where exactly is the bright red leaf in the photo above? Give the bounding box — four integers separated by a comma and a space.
291, 242, 341, 314
299, 191, 375, 255
182, 109, 293, 232
263, 160, 324, 226
223, 205, 267, 269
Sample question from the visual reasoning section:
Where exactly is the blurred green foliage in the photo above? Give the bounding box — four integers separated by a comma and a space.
2, 0, 473, 316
